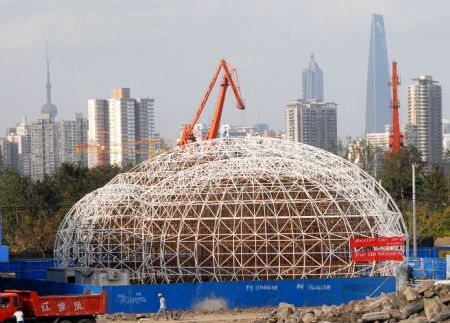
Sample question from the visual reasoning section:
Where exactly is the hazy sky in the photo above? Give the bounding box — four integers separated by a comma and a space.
1, 0, 449, 143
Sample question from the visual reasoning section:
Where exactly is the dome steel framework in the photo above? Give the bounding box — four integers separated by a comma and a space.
55, 137, 407, 284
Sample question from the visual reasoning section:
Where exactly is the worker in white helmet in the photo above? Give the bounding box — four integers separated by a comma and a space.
157, 292, 169, 320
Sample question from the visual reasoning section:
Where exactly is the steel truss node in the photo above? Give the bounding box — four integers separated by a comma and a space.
54, 137, 407, 284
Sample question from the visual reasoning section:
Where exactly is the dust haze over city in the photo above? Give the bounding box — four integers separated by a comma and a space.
1, 0, 449, 142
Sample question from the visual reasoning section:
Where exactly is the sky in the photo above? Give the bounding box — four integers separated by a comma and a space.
1, 0, 450, 144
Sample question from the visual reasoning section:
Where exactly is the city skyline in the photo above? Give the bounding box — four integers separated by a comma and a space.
1, 1, 450, 142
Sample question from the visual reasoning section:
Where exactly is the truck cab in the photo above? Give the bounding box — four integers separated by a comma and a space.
0, 292, 22, 323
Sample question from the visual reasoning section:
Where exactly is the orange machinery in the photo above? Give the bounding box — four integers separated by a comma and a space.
178, 59, 245, 145
389, 61, 404, 153
74, 130, 160, 165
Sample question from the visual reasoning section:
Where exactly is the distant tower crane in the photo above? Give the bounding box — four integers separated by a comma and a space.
74, 130, 161, 164
178, 59, 245, 145
389, 61, 404, 153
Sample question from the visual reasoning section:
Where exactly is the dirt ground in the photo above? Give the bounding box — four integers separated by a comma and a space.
98, 308, 268, 323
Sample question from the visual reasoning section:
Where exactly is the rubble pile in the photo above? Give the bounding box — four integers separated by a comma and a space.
254, 281, 450, 323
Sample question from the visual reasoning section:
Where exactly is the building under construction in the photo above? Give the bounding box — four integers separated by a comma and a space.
54, 137, 407, 284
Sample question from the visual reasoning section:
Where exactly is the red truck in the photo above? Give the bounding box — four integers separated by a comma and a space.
0, 290, 107, 323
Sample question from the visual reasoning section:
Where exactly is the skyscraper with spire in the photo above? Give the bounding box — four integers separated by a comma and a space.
285, 54, 337, 152
28, 46, 87, 179
365, 14, 391, 133
302, 53, 324, 101
40, 46, 58, 119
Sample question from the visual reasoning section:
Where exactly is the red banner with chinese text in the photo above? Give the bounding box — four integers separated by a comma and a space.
350, 236, 404, 248
351, 250, 403, 262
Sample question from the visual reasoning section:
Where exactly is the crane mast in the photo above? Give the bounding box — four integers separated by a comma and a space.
178, 59, 245, 146
389, 61, 404, 153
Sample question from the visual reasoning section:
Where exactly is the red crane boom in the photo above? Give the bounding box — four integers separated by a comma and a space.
389, 61, 404, 153
178, 59, 245, 145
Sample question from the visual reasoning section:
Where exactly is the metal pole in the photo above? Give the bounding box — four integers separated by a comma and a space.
0, 196, 2, 245
412, 163, 417, 258
0, 173, 2, 245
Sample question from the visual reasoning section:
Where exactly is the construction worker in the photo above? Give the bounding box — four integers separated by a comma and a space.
407, 264, 415, 284
13, 308, 24, 323
157, 293, 169, 320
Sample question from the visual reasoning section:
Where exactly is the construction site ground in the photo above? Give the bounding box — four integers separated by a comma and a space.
98, 280, 450, 322
98, 308, 266, 323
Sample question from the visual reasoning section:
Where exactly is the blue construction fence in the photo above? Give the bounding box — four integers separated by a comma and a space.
0, 277, 101, 295
0, 258, 55, 280
406, 247, 450, 259
0, 276, 395, 314
407, 257, 446, 280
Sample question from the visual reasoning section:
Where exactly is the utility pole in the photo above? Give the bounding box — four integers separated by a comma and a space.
0, 169, 2, 245
412, 163, 417, 258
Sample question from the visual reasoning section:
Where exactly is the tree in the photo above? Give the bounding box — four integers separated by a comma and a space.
347, 138, 377, 176
378, 146, 424, 206
378, 146, 450, 241
0, 164, 122, 254
331, 136, 353, 159
422, 164, 448, 203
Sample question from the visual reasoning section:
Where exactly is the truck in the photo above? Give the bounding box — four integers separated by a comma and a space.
0, 289, 107, 323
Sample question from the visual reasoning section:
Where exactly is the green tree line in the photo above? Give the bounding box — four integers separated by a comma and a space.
379, 147, 450, 241
1, 141, 449, 255
333, 137, 450, 241
0, 164, 122, 255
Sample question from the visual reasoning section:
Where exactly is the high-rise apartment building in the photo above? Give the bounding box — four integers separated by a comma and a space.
285, 99, 337, 152
88, 88, 157, 168
442, 119, 450, 135
366, 126, 390, 151
302, 54, 324, 101
365, 14, 391, 133
15, 118, 32, 176
442, 119, 450, 153
135, 98, 156, 164
366, 125, 391, 173
443, 134, 450, 151
406, 75, 442, 168
30, 113, 88, 179
59, 113, 88, 167
30, 113, 60, 179
0, 118, 32, 175
0, 138, 18, 171
109, 94, 137, 166
87, 99, 109, 167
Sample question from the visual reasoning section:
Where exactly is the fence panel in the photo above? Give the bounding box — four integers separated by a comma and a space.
102, 277, 396, 314
408, 258, 446, 280
0, 258, 55, 280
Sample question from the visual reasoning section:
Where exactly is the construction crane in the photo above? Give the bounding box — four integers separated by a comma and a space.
389, 61, 404, 153
178, 58, 245, 145
74, 131, 161, 165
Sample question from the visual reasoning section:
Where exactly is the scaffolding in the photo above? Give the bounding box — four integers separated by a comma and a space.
54, 137, 407, 284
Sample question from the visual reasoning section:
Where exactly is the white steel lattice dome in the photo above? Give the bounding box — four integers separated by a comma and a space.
55, 137, 407, 284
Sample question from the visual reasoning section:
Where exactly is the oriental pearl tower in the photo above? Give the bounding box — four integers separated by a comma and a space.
41, 47, 58, 119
